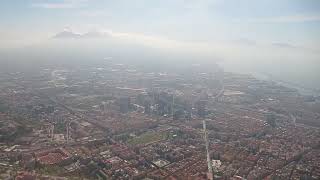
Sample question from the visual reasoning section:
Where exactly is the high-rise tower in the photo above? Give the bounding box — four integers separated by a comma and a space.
203, 120, 213, 180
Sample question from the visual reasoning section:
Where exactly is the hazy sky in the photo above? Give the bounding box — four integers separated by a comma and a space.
1, 0, 319, 89
1, 0, 319, 48
1, 1, 320, 83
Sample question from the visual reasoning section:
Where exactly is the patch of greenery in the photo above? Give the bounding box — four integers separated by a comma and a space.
0, 124, 32, 143
54, 120, 66, 134
0, 100, 9, 113
127, 131, 168, 146
266, 113, 277, 128
37, 166, 65, 176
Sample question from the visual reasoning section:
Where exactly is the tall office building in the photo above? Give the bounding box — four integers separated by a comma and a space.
119, 97, 131, 113
203, 120, 213, 180
196, 100, 207, 118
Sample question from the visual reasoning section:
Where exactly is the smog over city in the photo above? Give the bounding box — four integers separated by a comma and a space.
0, 1, 319, 180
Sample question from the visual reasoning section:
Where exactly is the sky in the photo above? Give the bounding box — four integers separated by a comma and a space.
1, 0, 319, 47
0, 0, 320, 89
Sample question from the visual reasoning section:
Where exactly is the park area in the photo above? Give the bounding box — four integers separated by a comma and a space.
127, 131, 168, 146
